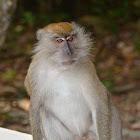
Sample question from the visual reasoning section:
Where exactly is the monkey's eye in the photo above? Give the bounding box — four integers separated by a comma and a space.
57, 38, 64, 43
67, 36, 73, 41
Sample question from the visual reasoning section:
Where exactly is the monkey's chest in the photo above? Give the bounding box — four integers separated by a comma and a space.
45, 76, 92, 135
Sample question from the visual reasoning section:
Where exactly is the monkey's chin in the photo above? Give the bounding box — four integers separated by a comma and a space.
62, 60, 76, 65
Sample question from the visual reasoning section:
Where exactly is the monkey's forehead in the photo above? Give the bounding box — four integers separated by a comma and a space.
43, 22, 73, 36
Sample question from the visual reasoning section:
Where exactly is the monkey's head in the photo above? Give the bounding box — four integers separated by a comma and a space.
34, 22, 93, 67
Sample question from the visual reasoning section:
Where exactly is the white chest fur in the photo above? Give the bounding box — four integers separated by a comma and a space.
36, 64, 92, 135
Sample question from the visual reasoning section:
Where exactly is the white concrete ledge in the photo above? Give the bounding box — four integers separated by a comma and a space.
0, 127, 32, 140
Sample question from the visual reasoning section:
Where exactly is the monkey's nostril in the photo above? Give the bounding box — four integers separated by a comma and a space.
66, 50, 72, 56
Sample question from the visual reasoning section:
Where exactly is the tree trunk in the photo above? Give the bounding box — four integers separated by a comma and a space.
0, 0, 17, 48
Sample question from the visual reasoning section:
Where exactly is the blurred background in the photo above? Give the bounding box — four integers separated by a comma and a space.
0, 0, 140, 139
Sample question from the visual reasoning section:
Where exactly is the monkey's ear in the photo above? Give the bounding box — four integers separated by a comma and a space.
36, 29, 43, 40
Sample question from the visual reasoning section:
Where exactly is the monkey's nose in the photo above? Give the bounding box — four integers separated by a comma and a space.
63, 42, 73, 56
66, 48, 72, 56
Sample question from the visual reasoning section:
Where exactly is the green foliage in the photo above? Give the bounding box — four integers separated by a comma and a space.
55, 13, 69, 22
14, 0, 140, 32
101, 19, 119, 33
36, 15, 53, 24
135, 42, 140, 54
91, 0, 132, 21
131, 33, 140, 54
102, 78, 115, 92
20, 12, 70, 27
23, 11, 35, 26
1, 70, 17, 81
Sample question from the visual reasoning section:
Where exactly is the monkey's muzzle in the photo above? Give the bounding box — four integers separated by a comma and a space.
62, 60, 76, 65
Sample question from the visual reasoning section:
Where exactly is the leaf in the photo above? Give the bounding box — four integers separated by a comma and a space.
130, 122, 140, 130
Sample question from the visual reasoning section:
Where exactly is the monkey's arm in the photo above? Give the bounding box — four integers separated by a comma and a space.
30, 98, 43, 140
24, 62, 43, 140
111, 100, 122, 140
83, 83, 112, 140
84, 62, 112, 140
94, 97, 112, 140
93, 84, 122, 140
24, 62, 34, 96
24, 74, 32, 95
24, 82, 43, 140
95, 96, 122, 140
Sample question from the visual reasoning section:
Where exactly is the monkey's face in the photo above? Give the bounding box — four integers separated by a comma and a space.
51, 35, 77, 65
35, 22, 93, 66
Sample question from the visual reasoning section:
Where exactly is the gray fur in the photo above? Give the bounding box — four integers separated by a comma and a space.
24, 22, 122, 140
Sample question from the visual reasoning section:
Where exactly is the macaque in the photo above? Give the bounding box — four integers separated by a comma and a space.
24, 22, 122, 140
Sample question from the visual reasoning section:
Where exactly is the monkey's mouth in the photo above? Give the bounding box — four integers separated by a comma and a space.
62, 60, 76, 65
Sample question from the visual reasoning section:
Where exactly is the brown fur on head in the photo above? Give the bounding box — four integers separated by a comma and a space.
43, 22, 72, 36
34, 22, 93, 67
